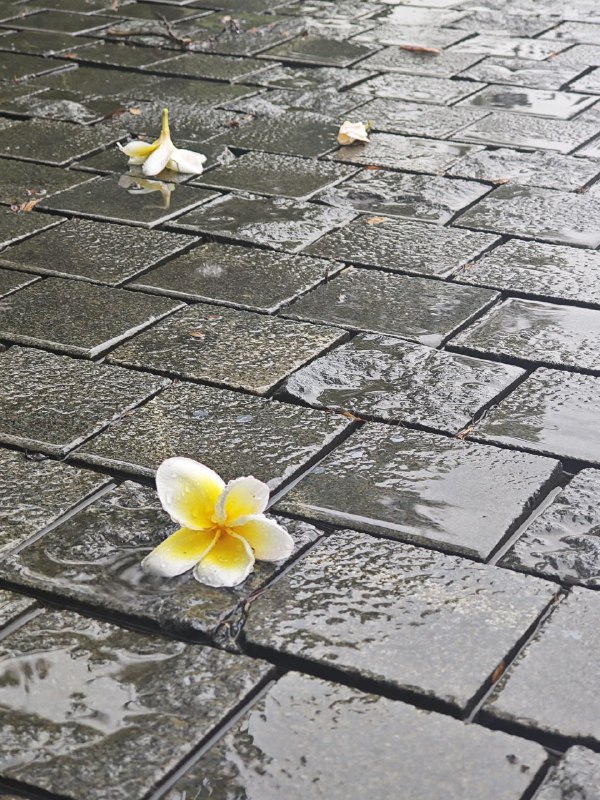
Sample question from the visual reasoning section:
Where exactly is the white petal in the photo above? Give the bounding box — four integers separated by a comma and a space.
142, 134, 175, 176
193, 532, 255, 588
166, 147, 207, 175
214, 476, 270, 527
233, 515, 294, 561
118, 139, 157, 158
142, 527, 218, 578
156, 457, 225, 530
337, 121, 370, 145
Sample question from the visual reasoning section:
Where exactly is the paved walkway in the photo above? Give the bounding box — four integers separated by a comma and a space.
1, 0, 600, 797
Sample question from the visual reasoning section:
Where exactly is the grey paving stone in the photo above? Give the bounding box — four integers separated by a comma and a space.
0, 88, 129, 126
197, 151, 356, 199
541, 21, 600, 44
277, 423, 559, 558
283, 266, 498, 345
68, 41, 174, 69
569, 67, 600, 94
367, 6, 466, 25
0, 447, 110, 558
0, 267, 38, 297
355, 98, 490, 138
0, 346, 169, 457
354, 74, 484, 104
536, 747, 600, 800
0, 589, 35, 630
143, 51, 271, 82
0, 278, 182, 358
259, 35, 375, 67
450, 34, 566, 60
108, 303, 344, 395
254, 64, 374, 91
448, 147, 600, 191
108, 3, 204, 21
129, 241, 338, 312
460, 85, 597, 119
221, 86, 367, 119
0, 217, 197, 286
472, 368, 600, 465
501, 469, 600, 588
318, 171, 491, 224
454, 112, 599, 153
458, 57, 588, 91
166, 672, 547, 800
483, 588, 600, 746
0, 209, 63, 250
0, 159, 94, 206
0, 9, 115, 33
330, 133, 482, 173
575, 136, 600, 158
452, 298, 600, 372
352, 23, 469, 49
452, 239, 600, 308
244, 530, 557, 707
305, 215, 499, 277
0, 30, 92, 56
357, 47, 485, 77
77, 381, 350, 485
0, 608, 272, 800
285, 333, 524, 433
449, 9, 556, 37
40, 175, 218, 229
0, 120, 126, 166
551, 43, 600, 67
454, 185, 600, 247
0, 51, 72, 81
171, 193, 355, 252
0, 481, 322, 638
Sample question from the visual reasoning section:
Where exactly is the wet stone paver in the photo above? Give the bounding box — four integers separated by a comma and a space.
535, 747, 600, 800
0, 268, 38, 299
454, 113, 600, 153
0, 589, 35, 630
0, 158, 94, 205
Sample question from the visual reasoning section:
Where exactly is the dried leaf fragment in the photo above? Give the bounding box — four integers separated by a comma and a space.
11, 199, 41, 213
399, 44, 441, 55
366, 216, 387, 225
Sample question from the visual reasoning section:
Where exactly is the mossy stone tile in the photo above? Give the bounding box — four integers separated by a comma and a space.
318, 171, 491, 224
0, 608, 273, 800
305, 216, 499, 277
0, 346, 169, 456
0, 589, 34, 629
0, 119, 126, 166
0, 447, 110, 558
453, 240, 600, 308
448, 147, 600, 191
77, 382, 350, 484
459, 57, 588, 92
330, 133, 482, 174
449, 34, 565, 60
536, 747, 600, 800
0, 267, 38, 297
284, 333, 524, 433
276, 424, 559, 559
0, 218, 197, 286
482, 589, 600, 746
473, 368, 600, 465
129, 241, 339, 312
501, 470, 600, 588
0, 51, 72, 81
197, 151, 356, 200
171, 194, 355, 252
1, 482, 322, 638
0, 159, 94, 205
71, 41, 173, 69
0, 9, 115, 33
358, 47, 485, 78
454, 185, 600, 248
167, 673, 547, 800
0, 209, 63, 249
355, 98, 489, 138
40, 175, 218, 228
0, 278, 183, 358
144, 52, 271, 81
284, 266, 498, 345
460, 85, 597, 119
354, 75, 485, 104
109, 2, 204, 21
452, 298, 600, 372
244, 532, 556, 707
0, 30, 92, 56
259, 35, 375, 67
454, 113, 599, 153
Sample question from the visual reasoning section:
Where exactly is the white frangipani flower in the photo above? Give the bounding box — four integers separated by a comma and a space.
337, 120, 370, 146
118, 108, 207, 176
142, 458, 294, 588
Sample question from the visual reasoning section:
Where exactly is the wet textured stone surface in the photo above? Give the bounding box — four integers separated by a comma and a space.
358, 47, 487, 78
355, 98, 489, 138
452, 298, 600, 372
0, 52, 73, 82
473, 368, 600, 465
458, 57, 586, 91
130, 241, 340, 312
1, 9, 115, 34
0, 482, 321, 638
259, 35, 375, 67
285, 333, 524, 433
0, 210, 63, 250
0, 268, 38, 298
0, 608, 272, 800
167, 673, 547, 800
354, 74, 485, 104
453, 240, 600, 308
0, 218, 197, 286
143, 52, 271, 82
277, 424, 560, 559
450, 34, 564, 60
455, 113, 599, 153
0, 278, 182, 358
461, 85, 597, 119
77, 381, 349, 485
0, 346, 168, 456
109, 303, 344, 394
536, 747, 600, 800
306, 216, 499, 276
0, 120, 125, 166
454, 185, 600, 248
501, 470, 600, 588
245, 530, 556, 706
0, 159, 93, 206
0, 589, 34, 630
0, 448, 109, 558
284, 266, 498, 345
483, 588, 600, 746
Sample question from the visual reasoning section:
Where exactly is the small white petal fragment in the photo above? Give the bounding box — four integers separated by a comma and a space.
156, 457, 225, 530
233, 515, 294, 561
142, 527, 218, 578
193, 532, 255, 588
337, 120, 370, 146
167, 147, 207, 175
214, 476, 270, 526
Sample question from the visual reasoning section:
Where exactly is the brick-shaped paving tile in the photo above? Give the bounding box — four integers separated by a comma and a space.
143, 52, 271, 81
356, 98, 489, 138
276, 424, 560, 559
358, 47, 486, 77
0, 590, 35, 630
0, 346, 169, 456
0, 268, 38, 299
450, 34, 565, 60
166, 673, 547, 800
501, 470, 600, 588
244, 531, 556, 707
458, 57, 586, 91
536, 747, 600, 800
460, 85, 597, 118
0, 609, 273, 800
285, 333, 524, 432
0, 120, 126, 166
0, 209, 63, 250
259, 35, 375, 67
0, 159, 94, 205
482, 589, 600, 746
0, 9, 115, 33
354, 74, 485, 104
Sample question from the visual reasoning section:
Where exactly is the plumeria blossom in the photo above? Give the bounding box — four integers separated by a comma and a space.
118, 108, 207, 176
142, 458, 294, 588
337, 120, 370, 146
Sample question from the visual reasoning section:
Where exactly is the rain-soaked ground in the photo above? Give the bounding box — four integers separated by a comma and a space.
1, 0, 600, 797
